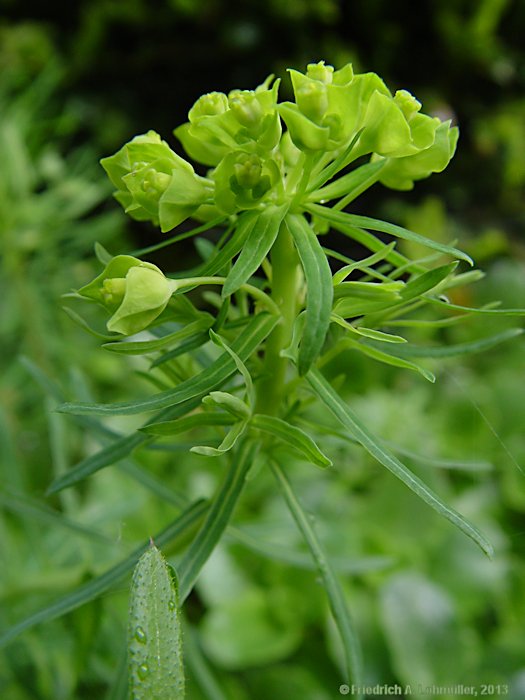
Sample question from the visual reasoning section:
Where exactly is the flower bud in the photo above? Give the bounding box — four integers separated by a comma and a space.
306, 61, 334, 84
228, 90, 264, 127
79, 255, 176, 335
394, 90, 422, 120
188, 92, 229, 122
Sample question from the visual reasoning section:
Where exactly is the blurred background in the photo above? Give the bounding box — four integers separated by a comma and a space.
1, 1, 524, 698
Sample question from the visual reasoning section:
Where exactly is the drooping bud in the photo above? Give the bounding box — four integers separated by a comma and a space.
79, 255, 176, 335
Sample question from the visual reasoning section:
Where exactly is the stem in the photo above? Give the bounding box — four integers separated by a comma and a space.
270, 461, 363, 695
255, 221, 299, 415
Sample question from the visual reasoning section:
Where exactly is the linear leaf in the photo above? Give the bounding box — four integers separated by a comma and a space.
178, 440, 257, 601
209, 329, 255, 407
381, 328, 524, 359
222, 203, 289, 297
48, 397, 204, 494
332, 243, 396, 285
57, 313, 278, 416
427, 297, 525, 316
310, 160, 386, 202
271, 462, 363, 691
306, 203, 474, 266
251, 414, 332, 468
150, 332, 210, 368
197, 213, 257, 278
103, 318, 213, 355
128, 546, 184, 699
307, 368, 493, 557
344, 338, 435, 382
286, 213, 333, 375
191, 420, 248, 457
0, 500, 209, 649
142, 412, 234, 436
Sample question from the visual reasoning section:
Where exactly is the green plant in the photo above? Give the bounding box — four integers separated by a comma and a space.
2, 61, 524, 698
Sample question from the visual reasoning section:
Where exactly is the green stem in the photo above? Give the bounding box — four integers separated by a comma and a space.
270, 461, 363, 695
255, 221, 299, 415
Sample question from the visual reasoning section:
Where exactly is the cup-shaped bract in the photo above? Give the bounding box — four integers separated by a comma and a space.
213, 150, 281, 214
101, 131, 211, 232
79, 255, 176, 335
175, 77, 281, 167
375, 121, 459, 190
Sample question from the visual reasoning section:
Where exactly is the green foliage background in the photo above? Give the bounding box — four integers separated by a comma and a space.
0, 1, 524, 698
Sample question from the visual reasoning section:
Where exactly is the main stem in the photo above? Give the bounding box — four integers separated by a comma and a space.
255, 220, 299, 416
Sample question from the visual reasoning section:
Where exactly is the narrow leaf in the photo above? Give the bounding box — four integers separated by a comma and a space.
178, 440, 257, 601
271, 462, 363, 690
310, 160, 386, 203
103, 318, 213, 355
344, 338, 435, 382
306, 203, 474, 266
141, 412, 234, 436
286, 213, 333, 375
191, 420, 248, 457
57, 313, 278, 416
382, 328, 524, 359
251, 414, 332, 468
307, 369, 493, 557
48, 397, 204, 494
128, 545, 184, 699
222, 203, 289, 297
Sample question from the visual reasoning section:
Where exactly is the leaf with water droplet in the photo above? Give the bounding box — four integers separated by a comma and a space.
128, 544, 184, 699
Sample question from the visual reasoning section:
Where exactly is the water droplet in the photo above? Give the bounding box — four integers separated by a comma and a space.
135, 626, 147, 643
168, 600, 176, 610
137, 663, 149, 680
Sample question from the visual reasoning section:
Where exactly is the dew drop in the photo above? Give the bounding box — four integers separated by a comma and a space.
137, 663, 149, 680
168, 600, 176, 611
135, 626, 147, 643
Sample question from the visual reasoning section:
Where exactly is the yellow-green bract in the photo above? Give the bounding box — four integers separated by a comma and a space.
128, 544, 184, 700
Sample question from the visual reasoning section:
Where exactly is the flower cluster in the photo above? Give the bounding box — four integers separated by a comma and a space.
85, 61, 459, 335
101, 61, 458, 231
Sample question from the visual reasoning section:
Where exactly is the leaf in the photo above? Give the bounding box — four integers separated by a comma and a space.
398, 262, 459, 302
307, 128, 365, 191
178, 440, 258, 601
334, 321, 407, 344
150, 332, 210, 368
332, 242, 396, 285
199, 211, 258, 278
306, 203, 474, 266
48, 396, 204, 494
270, 462, 363, 690
0, 500, 209, 649
202, 391, 251, 420
128, 545, 184, 700
310, 160, 386, 203
94, 241, 113, 264
286, 213, 333, 375
307, 368, 493, 557
62, 306, 117, 341
57, 313, 278, 416
102, 318, 213, 355
251, 414, 332, 468
191, 421, 248, 457
222, 203, 289, 297
427, 297, 525, 316
141, 412, 234, 436
381, 328, 524, 359
209, 329, 255, 407
343, 337, 436, 382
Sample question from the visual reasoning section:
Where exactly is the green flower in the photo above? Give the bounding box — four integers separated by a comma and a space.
101, 131, 212, 232
212, 151, 281, 214
279, 61, 442, 160
79, 255, 176, 335
374, 120, 459, 190
174, 77, 281, 167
